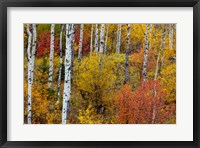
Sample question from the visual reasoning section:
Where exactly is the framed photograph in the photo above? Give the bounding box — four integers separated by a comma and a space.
0, 0, 199, 147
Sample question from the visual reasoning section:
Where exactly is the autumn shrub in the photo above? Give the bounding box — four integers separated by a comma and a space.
36, 31, 60, 58
77, 104, 103, 124
24, 56, 62, 124
159, 63, 176, 103
115, 81, 176, 124
73, 54, 117, 113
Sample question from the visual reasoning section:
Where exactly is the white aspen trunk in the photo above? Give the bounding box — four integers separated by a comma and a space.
99, 24, 105, 69
104, 24, 109, 54
99, 24, 105, 54
161, 24, 167, 69
27, 24, 32, 124
124, 24, 130, 84
90, 24, 94, 55
31, 24, 37, 86
62, 24, 74, 124
48, 24, 55, 88
57, 24, 64, 102
94, 24, 99, 52
169, 24, 174, 50
152, 52, 160, 124
27, 24, 37, 124
116, 24, 122, 54
78, 24, 84, 62
142, 24, 149, 82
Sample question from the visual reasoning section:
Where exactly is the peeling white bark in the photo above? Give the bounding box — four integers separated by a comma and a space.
94, 24, 99, 52
62, 24, 74, 124
27, 24, 32, 124
116, 24, 122, 54
99, 24, 105, 54
31, 24, 37, 85
78, 24, 84, 62
57, 24, 64, 102
48, 24, 55, 88
142, 24, 149, 82
27, 24, 37, 124
90, 24, 94, 55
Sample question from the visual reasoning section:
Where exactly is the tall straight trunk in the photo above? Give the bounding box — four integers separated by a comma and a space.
152, 52, 160, 124
104, 24, 109, 54
160, 24, 167, 69
124, 24, 131, 84
169, 24, 174, 50
78, 24, 84, 62
27, 24, 32, 124
142, 24, 149, 82
48, 24, 55, 88
90, 24, 94, 55
116, 24, 122, 54
62, 24, 74, 124
27, 24, 37, 124
94, 24, 99, 52
31, 24, 37, 86
57, 24, 64, 102
99, 24, 105, 69
99, 24, 105, 54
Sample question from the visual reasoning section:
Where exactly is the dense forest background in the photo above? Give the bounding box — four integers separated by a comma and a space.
24, 24, 176, 124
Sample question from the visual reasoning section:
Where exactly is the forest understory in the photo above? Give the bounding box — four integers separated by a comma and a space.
24, 24, 176, 124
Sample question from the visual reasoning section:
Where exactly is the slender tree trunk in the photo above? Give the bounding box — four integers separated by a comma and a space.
78, 24, 84, 62
152, 52, 160, 124
142, 24, 149, 82
57, 24, 64, 102
124, 24, 130, 84
99, 24, 105, 69
94, 24, 99, 52
27, 24, 37, 124
90, 24, 94, 55
116, 24, 122, 54
169, 24, 174, 50
99, 24, 105, 54
62, 24, 74, 124
27, 24, 32, 124
31, 24, 37, 85
160, 24, 167, 69
104, 24, 109, 54
48, 24, 55, 88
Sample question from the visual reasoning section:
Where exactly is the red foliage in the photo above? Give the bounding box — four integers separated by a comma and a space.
36, 31, 60, 58
130, 47, 157, 81
75, 28, 91, 55
116, 81, 175, 124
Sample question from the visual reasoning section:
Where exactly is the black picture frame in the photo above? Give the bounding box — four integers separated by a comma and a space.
0, 0, 199, 147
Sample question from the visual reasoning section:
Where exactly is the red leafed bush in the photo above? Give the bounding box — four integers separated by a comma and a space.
116, 81, 176, 124
36, 31, 60, 58
75, 28, 90, 54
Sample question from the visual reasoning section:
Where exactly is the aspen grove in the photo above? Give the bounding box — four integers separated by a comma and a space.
24, 24, 176, 124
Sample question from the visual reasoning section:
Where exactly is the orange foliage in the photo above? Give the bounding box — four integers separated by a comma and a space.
116, 81, 175, 124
